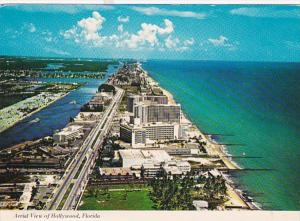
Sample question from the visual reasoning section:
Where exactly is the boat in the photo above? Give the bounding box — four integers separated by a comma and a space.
69, 100, 77, 104
29, 117, 40, 123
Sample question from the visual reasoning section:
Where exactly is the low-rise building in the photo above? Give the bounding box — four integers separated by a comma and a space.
118, 149, 191, 178
98, 167, 140, 179
162, 161, 191, 177
164, 147, 200, 156
74, 112, 102, 123
81, 92, 112, 112
119, 149, 172, 168
53, 125, 83, 145
193, 200, 209, 210
141, 163, 162, 178
99, 167, 133, 176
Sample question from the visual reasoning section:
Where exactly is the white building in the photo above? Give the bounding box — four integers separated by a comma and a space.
193, 200, 209, 210
120, 122, 184, 147
119, 149, 171, 178
162, 161, 191, 176
141, 163, 162, 178
164, 146, 200, 156
119, 149, 172, 168
53, 125, 83, 145
127, 94, 168, 112
118, 149, 191, 178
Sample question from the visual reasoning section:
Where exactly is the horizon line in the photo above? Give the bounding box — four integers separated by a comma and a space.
1, 54, 300, 64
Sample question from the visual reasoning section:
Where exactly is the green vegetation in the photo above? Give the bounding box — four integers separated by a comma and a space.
93, 184, 146, 190
121, 85, 140, 94
149, 174, 194, 210
98, 84, 116, 94
0, 94, 34, 109
0, 81, 81, 110
117, 87, 140, 112
0, 56, 117, 72
79, 186, 154, 210
192, 174, 228, 209
149, 173, 228, 210
29, 72, 106, 79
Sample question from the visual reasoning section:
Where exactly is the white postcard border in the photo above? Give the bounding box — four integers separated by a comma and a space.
0, 1, 299, 221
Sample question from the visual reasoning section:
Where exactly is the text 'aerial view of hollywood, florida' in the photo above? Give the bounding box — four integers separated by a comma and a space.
0, 4, 299, 212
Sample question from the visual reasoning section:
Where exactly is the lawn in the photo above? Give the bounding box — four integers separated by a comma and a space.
79, 188, 155, 210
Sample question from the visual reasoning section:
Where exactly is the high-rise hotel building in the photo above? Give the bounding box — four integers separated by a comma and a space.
133, 103, 181, 125
120, 94, 186, 147
127, 94, 168, 112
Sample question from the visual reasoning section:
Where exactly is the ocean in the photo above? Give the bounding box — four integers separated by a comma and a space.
0, 59, 299, 210
143, 60, 300, 210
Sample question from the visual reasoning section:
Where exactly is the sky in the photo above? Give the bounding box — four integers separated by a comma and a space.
0, 5, 300, 62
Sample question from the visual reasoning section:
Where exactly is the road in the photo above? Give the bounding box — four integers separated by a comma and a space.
46, 86, 124, 210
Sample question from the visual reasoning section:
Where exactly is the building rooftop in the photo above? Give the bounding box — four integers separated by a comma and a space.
121, 121, 180, 130
134, 102, 180, 108
163, 166, 182, 175
193, 200, 209, 210
56, 125, 83, 136
141, 149, 172, 161
119, 149, 172, 165
99, 167, 133, 176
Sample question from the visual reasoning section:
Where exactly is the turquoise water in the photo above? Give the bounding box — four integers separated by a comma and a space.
143, 60, 300, 210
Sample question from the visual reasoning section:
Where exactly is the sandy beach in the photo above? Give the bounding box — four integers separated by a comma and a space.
144, 70, 257, 210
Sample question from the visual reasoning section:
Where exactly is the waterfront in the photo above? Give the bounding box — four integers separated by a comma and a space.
143, 60, 300, 210
1, 59, 299, 210
0, 65, 117, 149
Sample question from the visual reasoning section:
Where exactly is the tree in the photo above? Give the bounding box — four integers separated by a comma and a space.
149, 173, 194, 210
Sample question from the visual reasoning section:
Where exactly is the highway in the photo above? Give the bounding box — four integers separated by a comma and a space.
46, 86, 124, 210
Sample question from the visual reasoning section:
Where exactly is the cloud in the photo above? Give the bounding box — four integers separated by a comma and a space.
5, 23, 37, 39
165, 36, 180, 49
164, 36, 195, 52
208, 35, 237, 50
77, 11, 105, 41
183, 38, 195, 46
62, 11, 194, 52
123, 19, 174, 49
230, 7, 300, 18
44, 47, 70, 56
24, 23, 36, 33
117, 24, 124, 33
208, 35, 229, 46
118, 16, 130, 23
62, 11, 106, 46
8, 5, 115, 14
132, 7, 206, 20
41, 31, 57, 43
61, 27, 78, 40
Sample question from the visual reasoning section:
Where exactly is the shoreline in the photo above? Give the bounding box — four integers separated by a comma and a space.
0, 91, 71, 135
143, 68, 260, 210
0, 71, 112, 138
